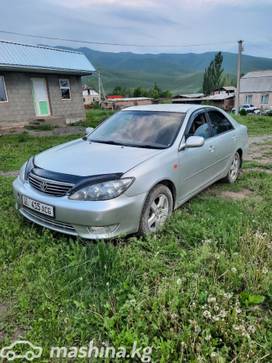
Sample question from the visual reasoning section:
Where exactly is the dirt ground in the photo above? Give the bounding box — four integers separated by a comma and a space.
247, 135, 272, 167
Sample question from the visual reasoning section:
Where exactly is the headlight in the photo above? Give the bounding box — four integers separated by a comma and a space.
69, 178, 134, 201
19, 156, 34, 183
19, 162, 27, 183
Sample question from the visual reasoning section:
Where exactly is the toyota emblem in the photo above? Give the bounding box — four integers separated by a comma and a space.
40, 181, 48, 192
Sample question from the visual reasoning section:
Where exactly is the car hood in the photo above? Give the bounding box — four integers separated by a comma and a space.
34, 139, 162, 176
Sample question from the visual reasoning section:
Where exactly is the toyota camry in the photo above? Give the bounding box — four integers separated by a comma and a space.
13, 104, 248, 239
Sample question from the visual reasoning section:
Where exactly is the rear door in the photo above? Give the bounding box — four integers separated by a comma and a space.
206, 109, 236, 175
177, 110, 218, 202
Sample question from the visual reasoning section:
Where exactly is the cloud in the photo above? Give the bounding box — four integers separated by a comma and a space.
0, 0, 271, 57
51, 0, 157, 9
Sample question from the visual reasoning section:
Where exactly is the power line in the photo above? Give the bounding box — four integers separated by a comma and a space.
0, 29, 237, 49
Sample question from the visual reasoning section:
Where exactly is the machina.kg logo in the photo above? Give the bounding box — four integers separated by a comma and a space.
0, 340, 43, 361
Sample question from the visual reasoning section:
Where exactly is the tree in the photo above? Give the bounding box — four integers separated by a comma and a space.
202, 52, 224, 95
150, 83, 161, 99
111, 86, 127, 96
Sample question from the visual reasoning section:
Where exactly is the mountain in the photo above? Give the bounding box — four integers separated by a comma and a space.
56, 46, 272, 94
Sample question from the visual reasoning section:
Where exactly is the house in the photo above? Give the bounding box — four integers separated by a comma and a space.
101, 97, 153, 110
240, 70, 272, 110
0, 40, 95, 128
213, 86, 236, 95
82, 86, 100, 106
172, 92, 235, 111
172, 93, 204, 100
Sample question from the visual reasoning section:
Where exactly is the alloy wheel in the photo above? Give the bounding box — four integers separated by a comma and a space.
147, 193, 170, 232
229, 152, 240, 182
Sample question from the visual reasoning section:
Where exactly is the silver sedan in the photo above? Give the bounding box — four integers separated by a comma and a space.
13, 104, 248, 239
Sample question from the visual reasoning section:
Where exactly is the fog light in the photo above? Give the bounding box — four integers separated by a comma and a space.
87, 225, 119, 237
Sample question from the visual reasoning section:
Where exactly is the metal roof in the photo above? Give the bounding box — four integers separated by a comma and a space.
173, 92, 234, 103
0, 40, 95, 75
173, 93, 204, 99
240, 70, 272, 93
106, 97, 153, 102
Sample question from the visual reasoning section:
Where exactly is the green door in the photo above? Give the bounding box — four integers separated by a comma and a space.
31, 78, 50, 116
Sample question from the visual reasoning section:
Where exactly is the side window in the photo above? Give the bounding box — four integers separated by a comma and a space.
208, 110, 234, 136
187, 112, 212, 140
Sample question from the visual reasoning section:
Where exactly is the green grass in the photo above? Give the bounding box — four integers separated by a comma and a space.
0, 110, 272, 361
0, 171, 271, 362
233, 115, 272, 136
0, 133, 80, 172
24, 123, 57, 131
78, 109, 115, 128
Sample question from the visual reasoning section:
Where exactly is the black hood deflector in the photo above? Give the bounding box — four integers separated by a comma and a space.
31, 162, 123, 195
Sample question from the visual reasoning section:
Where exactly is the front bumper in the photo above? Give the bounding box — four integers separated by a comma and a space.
13, 177, 146, 239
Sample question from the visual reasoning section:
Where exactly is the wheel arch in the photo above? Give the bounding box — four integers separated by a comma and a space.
237, 148, 243, 166
148, 178, 177, 209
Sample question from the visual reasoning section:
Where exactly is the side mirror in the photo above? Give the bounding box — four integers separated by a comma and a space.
186, 136, 205, 148
85, 127, 94, 135
179, 136, 205, 150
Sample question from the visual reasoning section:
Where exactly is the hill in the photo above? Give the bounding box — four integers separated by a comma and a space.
56, 46, 272, 94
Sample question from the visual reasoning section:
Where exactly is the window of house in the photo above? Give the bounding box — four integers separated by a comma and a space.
245, 95, 252, 104
261, 94, 269, 104
208, 110, 234, 136
0, 76, 8, 102
59, 79, 71, 100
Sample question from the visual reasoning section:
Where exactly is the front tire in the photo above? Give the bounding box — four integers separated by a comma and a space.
138, 184, 173, 236
224, 151, 241, 183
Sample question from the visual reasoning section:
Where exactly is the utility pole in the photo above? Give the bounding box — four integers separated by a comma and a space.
97, 71, 106, 103
235, 40, 243, 115
98, 71, 101, 103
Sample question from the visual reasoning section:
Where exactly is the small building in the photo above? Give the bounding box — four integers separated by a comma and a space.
172, 93, 204, 100
213, 86, 236, 95
240, 70, 272, 110
172, 92, 235, 111
0, 40, 95, 128
101, 97, 153, 110
82, 86, 100, 106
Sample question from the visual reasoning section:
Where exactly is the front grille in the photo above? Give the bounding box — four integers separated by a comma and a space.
20, 207, 77, 235
28, 173, 74, 197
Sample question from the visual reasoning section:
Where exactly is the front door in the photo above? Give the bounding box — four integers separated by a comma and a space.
177, 110, 217, 203
31, 78, 50, 116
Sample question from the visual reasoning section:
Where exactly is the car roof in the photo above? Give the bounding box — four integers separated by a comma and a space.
122, 103, 204, 113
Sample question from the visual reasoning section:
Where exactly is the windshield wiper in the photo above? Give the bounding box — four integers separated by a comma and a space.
130, 144, 165, 149
90, 139, 166, 149
90, 139, 128, 146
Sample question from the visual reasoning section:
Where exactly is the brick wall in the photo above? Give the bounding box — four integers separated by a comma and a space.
0, 72, 35, 122
47, 75, 85, 123
0, 71, 86, 124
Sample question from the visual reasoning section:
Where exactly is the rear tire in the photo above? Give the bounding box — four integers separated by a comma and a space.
224, 151, 241, 184
138, 184, 173, 236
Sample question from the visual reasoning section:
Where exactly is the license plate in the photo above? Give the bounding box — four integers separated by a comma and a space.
22, 195, 55, 217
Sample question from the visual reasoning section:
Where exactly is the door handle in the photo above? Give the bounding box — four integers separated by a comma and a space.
209, 145, 215, 152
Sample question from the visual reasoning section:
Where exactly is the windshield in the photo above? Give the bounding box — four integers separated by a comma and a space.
89, 110, 185, 149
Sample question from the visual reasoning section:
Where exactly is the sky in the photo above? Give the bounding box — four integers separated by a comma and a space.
1, 0, 272, 57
